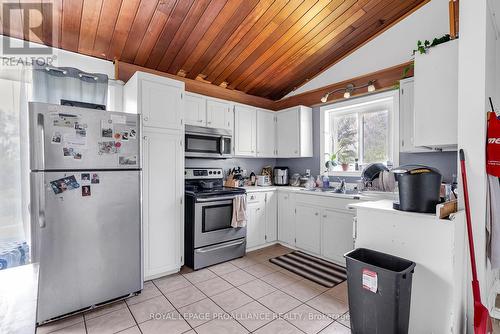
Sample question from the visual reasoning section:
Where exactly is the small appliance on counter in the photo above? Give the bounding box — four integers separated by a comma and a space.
392, 165, 442, 213
273, 166, 289, 185
256, 175, 272, 186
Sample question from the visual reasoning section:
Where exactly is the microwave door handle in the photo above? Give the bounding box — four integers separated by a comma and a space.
220, 137, 224, 156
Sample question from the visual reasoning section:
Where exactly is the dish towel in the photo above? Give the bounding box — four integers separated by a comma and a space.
231, 195, 247, 228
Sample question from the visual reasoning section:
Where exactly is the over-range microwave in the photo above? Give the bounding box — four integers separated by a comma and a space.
185, 125, 232, 159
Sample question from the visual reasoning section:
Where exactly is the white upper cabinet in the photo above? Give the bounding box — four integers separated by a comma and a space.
207, 98, 232, 130
184, 92, 206, 126
256, 108, 276, 157
276, 106, 312, 158
414, 39, 458, 148
399, 78, 430, 153
184, 92, 233, 131
123, 71, 184, 130
234, 104, 257, 156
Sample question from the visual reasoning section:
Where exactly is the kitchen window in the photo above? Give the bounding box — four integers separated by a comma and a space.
320, 90, 399, 176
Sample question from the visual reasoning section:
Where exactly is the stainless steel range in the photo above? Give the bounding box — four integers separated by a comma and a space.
184, 168, 247, 270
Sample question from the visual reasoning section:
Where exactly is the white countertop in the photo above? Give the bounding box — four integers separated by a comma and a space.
242, 186, 376, 200
348, 199, 459, 221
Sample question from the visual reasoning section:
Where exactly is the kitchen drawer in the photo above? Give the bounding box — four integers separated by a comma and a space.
247, 192, 265, 205
295, 193, 360, 212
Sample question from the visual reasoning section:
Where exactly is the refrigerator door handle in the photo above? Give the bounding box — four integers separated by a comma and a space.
37, 113, 45, 170
38, 173, 46, 228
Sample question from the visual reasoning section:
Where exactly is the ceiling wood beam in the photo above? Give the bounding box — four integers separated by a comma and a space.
273, 61, 413, 110
117, 60, 412, 112
115, 60, 275, 110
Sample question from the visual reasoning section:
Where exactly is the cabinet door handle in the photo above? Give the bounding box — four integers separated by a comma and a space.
198, 120, 203, 123
294, 150, 298, 154
143, 116, 149, 121
323, 215, 327, 218
207, 121, 212, 125
143, 135, 148, 140
315, 212, 319, 216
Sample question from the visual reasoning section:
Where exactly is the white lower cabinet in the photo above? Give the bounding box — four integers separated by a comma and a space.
278, 191, 295, 246
246, 191, 277, 250
142, 128, 183, 280
295, 204, 321, 255
276, 191, 357, 266
321, 209, 354, 266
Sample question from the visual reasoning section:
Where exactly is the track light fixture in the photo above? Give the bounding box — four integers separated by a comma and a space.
320, 80, 377, 103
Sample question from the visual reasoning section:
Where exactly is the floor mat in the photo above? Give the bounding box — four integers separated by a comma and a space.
269, 251, 347, 288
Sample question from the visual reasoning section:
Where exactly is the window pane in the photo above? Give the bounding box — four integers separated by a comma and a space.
362, 110, 389, 164
333, 113, 358, 164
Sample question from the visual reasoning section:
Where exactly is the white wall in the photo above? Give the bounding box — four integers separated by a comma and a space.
284, 0, 450, 98
0, 35, 123, 110
458, 0, 496, 330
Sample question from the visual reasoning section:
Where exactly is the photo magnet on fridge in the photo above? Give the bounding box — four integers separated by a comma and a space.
49, 175, 80, 194
81, 173, 90, 182
129, 129, 136, 139
51, 132, 62, 144
91, 173, 99, 184
53, 114, 80, 128
82, 185, 91, 197
119, 155, 137, 165
101, 119, 113, 138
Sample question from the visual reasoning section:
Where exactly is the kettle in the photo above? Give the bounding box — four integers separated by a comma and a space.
273, 167, 289, 185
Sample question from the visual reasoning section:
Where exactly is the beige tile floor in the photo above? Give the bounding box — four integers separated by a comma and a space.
37, 244, 350, 334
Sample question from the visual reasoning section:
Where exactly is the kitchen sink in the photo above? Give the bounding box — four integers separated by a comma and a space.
300, 188, 361, 196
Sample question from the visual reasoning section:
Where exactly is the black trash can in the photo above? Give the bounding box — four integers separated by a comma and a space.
344, 248, 416, 334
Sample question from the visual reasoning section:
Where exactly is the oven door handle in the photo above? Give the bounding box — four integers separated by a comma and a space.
195, 239, 245, 253
196, 195, 242, 203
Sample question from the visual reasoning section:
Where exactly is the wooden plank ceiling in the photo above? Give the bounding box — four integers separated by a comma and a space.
3, 0, 427, 100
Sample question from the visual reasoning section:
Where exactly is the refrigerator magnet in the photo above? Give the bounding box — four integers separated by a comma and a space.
113, 133, 122, 140
49, 175, 80, 194
121, 131, 129, 141
98, 141, 118, 154
81, 173, 90, 182
119, 155, 137, 165
82, 185, 91, 197
91, 173, 99, 184
73, 152, 82, 160
63, 147, 74, 157
101, 119, 113, 138
129, 129, 137, 139
53, 114, 80, 128
51, 132, 62, 144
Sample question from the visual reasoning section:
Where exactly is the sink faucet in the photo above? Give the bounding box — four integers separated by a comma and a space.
337, 177, 346, 193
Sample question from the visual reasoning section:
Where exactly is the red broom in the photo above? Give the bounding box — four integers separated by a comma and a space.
459, 149, 492, 334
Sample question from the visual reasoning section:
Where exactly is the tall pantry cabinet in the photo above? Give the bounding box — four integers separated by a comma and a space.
124, 72, 185, 280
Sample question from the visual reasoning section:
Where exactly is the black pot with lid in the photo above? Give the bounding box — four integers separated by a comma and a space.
392, 165, 442, 213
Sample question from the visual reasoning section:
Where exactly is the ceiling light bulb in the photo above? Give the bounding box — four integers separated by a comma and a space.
343, 91, 351, 99
320, 94, 328, 103
368, 83, 375, 92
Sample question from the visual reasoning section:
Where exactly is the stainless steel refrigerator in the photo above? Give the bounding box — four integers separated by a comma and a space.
29, 102, 142, 323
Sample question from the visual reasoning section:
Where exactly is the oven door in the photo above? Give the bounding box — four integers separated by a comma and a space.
194, 196, 246, 248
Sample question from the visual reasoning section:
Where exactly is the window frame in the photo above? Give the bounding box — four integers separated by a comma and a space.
319, 90, 400, 177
